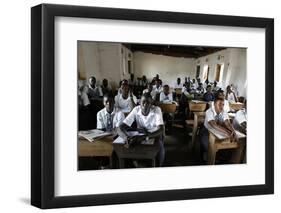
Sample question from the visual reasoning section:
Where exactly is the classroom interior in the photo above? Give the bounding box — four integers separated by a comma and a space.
78, 41, 247, 170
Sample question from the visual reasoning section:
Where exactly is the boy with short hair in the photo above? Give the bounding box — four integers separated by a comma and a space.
97, 94, 125, 131
200, 97, 238, 159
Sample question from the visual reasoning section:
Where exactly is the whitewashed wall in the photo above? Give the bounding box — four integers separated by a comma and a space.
78, 42, 133, 89
79, 43, 247, 97
133, 51, 196, 86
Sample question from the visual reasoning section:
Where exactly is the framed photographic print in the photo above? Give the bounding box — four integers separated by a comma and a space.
31, 3, 274, 209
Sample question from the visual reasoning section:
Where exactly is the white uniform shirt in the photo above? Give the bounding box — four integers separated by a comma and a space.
191, 83, 198, 90
80, 91, 90, 106
204, 106, 229, 130
227, 92, 236, 104
212, 86, 220, 92
114, 94, 137, 113
234, 109, 247, 125
123, 105, 164, 131
211, 100, 230, 112
152, 85, 163, 93
88, 85, 103, 100
96, 107, 125, 130
143, 88, 150, 94
159, 92, 173, 103
182, 87, 190, 96
174, 82, 182, 89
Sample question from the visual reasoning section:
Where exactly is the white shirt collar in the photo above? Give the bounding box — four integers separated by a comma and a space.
136, 105, 155, 116
103, 107, 117, 116
88, 84, 97, 90
211, 104, 222, 116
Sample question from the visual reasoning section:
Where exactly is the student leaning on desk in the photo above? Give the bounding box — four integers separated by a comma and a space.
200, 97, 239, 159
117, 92, 165, 166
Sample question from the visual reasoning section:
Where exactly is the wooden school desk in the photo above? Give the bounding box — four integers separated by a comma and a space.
78, 135, 114, 167
190, 111, 206, 147
113, 141, 160, 168
229, 102, 244, 111
186, 101, 207, 147
158, 103, 177, 113
207, 129, 246, 165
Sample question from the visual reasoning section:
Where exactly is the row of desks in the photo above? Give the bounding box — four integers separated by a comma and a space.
79, 102, 245, 168
79, 130, 246, 167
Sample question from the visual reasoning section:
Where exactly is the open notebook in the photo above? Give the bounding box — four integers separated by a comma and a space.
113, 131, 154, 145
78, 129, 112, 142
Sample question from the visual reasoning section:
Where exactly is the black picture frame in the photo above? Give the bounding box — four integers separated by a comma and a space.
31, 3, 274, 209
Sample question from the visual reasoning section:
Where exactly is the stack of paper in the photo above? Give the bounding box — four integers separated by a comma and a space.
78, 129, 112, 142
191, 100, 205, 104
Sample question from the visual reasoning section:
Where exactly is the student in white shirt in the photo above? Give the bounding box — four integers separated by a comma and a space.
87, 76, 103, 101
174, 77, 182, 89
100, 78, 112, 95
181, 82, 191, 96
196, 83, 205, 94
139, 75, 149, 88
159, 85, 175, 134
226, 85, 238, 104
143, 83, 158, 101
212, 81, 220, 92
233, 102, 247, 134
210, 90, 230, 112
152, 79, 162, 101
97, 94, 125, 132
159, 85, 173, 103
152, 79, 162, 93
117, 93, 165, 166
190, 79, 197, 92
128, 74, 136, 88
79, 85, 90, 107
114, 80, 137, 113
200, 97, 238, 158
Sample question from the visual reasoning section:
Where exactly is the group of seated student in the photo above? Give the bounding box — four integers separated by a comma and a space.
79, 73, 246, 165
179, 77, 242, 104
95, 92, 165, 166
79, 75, 165, 166
127, 74, 150, 98
79, 76, 114, 106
